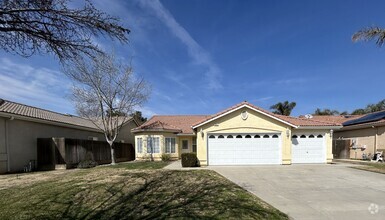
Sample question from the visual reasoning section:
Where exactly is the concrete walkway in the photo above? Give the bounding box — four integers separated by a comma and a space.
164, 160, 207, 170
210, 163, 385, 220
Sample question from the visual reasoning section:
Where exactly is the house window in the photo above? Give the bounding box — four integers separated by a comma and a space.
137, 138, 142, 153
165, 137, 176, 153
182, 140, 189, 150
192, 139, 197, 153
147, 137, 160, 153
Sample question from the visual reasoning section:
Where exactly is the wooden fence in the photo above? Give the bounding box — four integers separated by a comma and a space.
37, 138, 135, 170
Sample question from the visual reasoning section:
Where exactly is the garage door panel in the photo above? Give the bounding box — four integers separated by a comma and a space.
292, 134, 326, 163
208, 134, 281, 165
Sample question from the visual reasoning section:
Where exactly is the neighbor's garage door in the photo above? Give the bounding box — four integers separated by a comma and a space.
208, 134, 281, 165
291, 134, 326, 163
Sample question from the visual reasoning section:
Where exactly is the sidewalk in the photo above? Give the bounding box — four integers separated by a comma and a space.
163, 160, 207, 170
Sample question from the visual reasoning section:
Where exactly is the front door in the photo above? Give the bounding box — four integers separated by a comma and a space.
181, 139, 190, 153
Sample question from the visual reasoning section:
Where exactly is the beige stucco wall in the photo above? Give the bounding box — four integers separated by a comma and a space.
0, 117, 6, 173
195, 107, 292, 166
117, 120, 138, 146
334, 126, 385, 159
0, 117, 137, 173
134, 132, 185, 160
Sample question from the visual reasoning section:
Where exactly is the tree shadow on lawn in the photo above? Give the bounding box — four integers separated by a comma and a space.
1, 170, 287, 220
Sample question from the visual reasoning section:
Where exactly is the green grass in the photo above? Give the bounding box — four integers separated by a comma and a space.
0, 162, 288, 220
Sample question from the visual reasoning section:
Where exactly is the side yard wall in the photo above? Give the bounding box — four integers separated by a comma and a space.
333, 127, 384, 159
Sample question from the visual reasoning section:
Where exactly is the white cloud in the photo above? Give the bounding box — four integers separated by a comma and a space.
0, 58, 74, 114
139, 0, 222, 90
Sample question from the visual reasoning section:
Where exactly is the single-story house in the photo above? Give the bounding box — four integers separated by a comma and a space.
0, 98, 139, 173
132, 101, 342, 165
330, 111, 385, 159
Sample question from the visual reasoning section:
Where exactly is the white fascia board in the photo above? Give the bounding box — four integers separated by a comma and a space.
192, 104, 297, 129
295, 126, 343, 130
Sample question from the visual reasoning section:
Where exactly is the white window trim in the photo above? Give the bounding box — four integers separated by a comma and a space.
137, 137, 142, 153
165, 137, 176, 153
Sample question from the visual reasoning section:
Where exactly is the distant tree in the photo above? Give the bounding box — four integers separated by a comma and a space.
351, 99, 385, 115
65, 53, 150, 165
130, 111, 147, 124
270, 101, 296, 116
0, 0, 129, 62
352, 27, 385, 47
351, 108, 366, 115
313, 108, 340, 116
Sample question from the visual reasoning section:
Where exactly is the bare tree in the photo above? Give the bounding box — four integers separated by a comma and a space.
0, 0, 129, 62
64, 53, 150, 164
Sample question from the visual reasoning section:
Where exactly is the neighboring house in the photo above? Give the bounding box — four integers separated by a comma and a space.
0, 99, 139, 173
332, 111, 385, 159
132, 101, 341, 165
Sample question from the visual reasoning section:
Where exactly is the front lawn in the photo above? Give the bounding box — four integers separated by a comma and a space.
352, 162, 385, 174
0, 162, 288, 219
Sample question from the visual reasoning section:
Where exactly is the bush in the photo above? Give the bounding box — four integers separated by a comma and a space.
77, 160, 98, 169
181, 153, 198, 167
161, 153, 171, 161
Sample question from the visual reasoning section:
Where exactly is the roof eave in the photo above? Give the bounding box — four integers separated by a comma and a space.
295, 125, 343, 130
131, 128, 182, 133
0, 112, 101, 133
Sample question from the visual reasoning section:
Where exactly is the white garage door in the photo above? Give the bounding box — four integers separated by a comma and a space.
208, 133, 281, 165
291, 134, 326, 163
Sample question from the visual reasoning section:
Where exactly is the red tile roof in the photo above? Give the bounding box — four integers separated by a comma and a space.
192, 101, 340, 128
132, 115, 211, 134
299, 115, 361, 124
132, 102, 341, 134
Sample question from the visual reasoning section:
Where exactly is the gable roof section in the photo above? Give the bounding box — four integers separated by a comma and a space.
192, 102, 298, 129
132, 115, 211, 134
192, 102, 341, 129
0, 98, 135, 131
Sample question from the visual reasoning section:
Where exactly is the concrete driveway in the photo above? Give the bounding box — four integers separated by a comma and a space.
210, 163, 385, 220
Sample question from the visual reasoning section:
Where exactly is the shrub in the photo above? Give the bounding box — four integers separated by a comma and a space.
77, 160, 98, 169
161, 153, 171, 162
181, 153, 198, 167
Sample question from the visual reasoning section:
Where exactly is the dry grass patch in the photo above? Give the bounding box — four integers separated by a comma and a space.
0, 162, 287, 219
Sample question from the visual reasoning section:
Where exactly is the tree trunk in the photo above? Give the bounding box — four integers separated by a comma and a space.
110, 144, 116, 165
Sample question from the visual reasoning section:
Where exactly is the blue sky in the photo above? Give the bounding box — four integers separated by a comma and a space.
1, 0, 385, 117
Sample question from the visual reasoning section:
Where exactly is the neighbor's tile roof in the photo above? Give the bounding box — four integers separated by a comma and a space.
132, 115, 211, 134
0, 98, 98, 130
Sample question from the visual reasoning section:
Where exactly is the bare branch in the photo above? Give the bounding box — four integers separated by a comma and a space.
352, 26, 385, 47
0, 0, 130, 62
